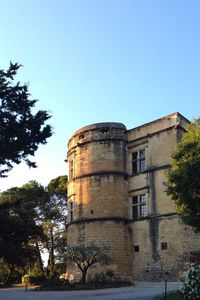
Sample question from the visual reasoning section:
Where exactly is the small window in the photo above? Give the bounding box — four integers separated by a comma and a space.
132, 149, 146, 174
161, 242, 168, 250
189, 252, 200, 264
134, 245, 140, 252
132, 194, 147, 220
69, 201, 74, 222
69, 160, 74, 180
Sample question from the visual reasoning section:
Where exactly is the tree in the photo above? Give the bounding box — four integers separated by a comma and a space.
166, 119, 200, 231
47, 175, 68, 228
47, 175, 68, 199
0, 62, 52, 177
39, 176, 68, 276
59, 243, 110, 283
0, 184, 44, 283
0, 177, 68, 282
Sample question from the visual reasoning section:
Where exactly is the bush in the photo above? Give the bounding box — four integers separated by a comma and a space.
87, 270, 132, 288
38, 278, 63, 288
22, 274, 46, 286
154, 290, 183, 299
87, 270, 116, 283
89, 272, 108, 283
182, 264, 200, 300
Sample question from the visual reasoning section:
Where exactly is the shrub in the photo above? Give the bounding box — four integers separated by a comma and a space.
39, 278, 63, 287
87, 270, 132, 288
90, 272, 108, 283
87, 270, 116, 283
22, 274, 46, 286
154, 290, 183, 299
182, 264, 200, 300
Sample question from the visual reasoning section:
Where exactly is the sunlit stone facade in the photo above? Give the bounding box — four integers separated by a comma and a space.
66, 113, 200, 281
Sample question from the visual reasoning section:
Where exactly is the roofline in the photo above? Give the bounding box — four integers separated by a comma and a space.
70, 122, 126, 138
127, 112, 190, 132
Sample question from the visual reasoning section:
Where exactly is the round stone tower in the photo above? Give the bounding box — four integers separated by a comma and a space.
67, 122, 132, 280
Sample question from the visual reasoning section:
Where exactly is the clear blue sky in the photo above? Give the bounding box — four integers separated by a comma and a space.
0, 0, 200, 191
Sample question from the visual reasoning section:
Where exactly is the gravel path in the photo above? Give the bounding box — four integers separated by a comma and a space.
0, 282, 181, 300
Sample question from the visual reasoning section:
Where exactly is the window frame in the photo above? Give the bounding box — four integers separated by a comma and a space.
69, 159, 74, 180
132, 194, 147, 220
69, 201, 74, 222
134, 245, 140, 252
189, 251, 200, 264
131, 148, 147, 175
161, 242, 168, 250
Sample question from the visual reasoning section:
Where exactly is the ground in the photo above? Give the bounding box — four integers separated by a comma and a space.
0, 282, 181, 300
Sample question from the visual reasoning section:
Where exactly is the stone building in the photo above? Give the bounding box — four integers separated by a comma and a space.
66, 112, 200, 281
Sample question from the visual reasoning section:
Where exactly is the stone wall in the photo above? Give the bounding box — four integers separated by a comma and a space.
66, 113, 200, 281
67, 122, 132, 281
67, 220, 133, 281
131, 215, 200, 280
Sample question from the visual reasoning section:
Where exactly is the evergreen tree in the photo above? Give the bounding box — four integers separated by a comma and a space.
40, 176, 68, 276
0, 62, 52, 177
0, 183, 44, 282
0, 177, 68, 281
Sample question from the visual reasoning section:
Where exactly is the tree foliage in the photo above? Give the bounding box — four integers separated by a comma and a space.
59, 243, 110, 283
166, 119, 200, 231
0, 176, 68, 282
0, 183, 44, 282
39, 176, 68, 276
0, 62, 52, 177
47, 175, 68, 199
43, 175, 68, 225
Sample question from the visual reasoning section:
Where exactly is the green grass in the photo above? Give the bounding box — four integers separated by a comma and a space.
154, 290, 184, 300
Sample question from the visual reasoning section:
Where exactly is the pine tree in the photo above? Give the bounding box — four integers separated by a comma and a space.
0, 62, 52, 177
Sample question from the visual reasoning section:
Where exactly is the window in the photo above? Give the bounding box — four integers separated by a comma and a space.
69, 201, 74, 222
69, 160, 74, 180
134, 245, 140, 252
161, 242, 168, 250
132, 194, 147, 220
189, 252, 200, 264
132, 149, 146, 174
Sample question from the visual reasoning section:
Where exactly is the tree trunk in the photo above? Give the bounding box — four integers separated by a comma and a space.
49, 228, 55, 276
80, 268, 88, 284
5, 264, 14, 284
36, 241, 44, 274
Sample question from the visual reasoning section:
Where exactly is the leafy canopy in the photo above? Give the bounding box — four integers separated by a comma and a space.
39, 175, 68, 276
0, 62, 52, 177
47, 175, 68, 198
0, 177, 68, 281
166, 119, 200, 231
58, 243, 110, 283
0, 182, 44, 267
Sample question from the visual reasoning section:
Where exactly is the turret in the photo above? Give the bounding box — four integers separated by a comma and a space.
67, 122, 132, 280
